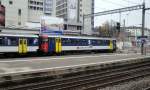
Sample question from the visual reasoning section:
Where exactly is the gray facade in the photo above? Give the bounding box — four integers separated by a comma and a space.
44, 0, 53, 15
82, 0, 94, 35
55, 0, 94, 35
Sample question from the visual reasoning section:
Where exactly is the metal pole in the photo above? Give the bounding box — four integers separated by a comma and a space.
119, 12, 121, 24
83, 15, 85, 35
123, 19, 125, 50
141, 2, 145, 55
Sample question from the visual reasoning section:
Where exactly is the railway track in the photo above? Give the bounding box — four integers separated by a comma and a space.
1, 60, 150, 90
0, 52, 113, 59
144, 87, 150, 90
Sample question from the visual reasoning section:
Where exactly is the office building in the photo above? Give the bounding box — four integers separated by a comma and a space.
54, 0, 94, 35
0, 0, 94, 35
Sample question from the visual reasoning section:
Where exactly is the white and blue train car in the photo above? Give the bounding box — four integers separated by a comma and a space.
61, 36, 116, 51
0, 33, 116, 56
0, 33, 38, 54
39, 35, 116, 54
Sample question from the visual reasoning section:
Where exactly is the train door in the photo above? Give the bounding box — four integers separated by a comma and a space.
49, 38, 55, 53
18, 38, 28, 54
109, 40, 113, 50
55, 38, 62, 53
113, 40, 117, 51
23, 39, 28, 53
39, 35, 48, 53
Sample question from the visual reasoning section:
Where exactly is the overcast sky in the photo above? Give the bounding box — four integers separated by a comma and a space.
94, 0, 150, 28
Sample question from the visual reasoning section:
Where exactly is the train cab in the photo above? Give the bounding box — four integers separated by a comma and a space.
39, 35, 49, 53
39, 35, 62, 54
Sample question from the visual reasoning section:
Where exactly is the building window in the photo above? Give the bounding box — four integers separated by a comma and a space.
37, 2, 40, 5
9, 1, 13, 5
18, 9, 21, 16
34, 7, 36, 10
37, 7, 40, 10
18, 22, 21, 25
34, 1, 36, 4
29, 6, 33, 9
39, 2, 43, 5
30, 1, 33, 4
40, 7, 43, 11
45, 13, 51, 16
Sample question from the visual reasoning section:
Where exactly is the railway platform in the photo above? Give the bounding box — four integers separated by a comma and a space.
0, 54, 150, 90
0, 54, 149, 77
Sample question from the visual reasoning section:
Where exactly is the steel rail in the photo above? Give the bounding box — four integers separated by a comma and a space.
5, 61, 150, 90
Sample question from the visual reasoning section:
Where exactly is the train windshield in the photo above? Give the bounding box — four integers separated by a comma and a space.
42, 38, 48, 42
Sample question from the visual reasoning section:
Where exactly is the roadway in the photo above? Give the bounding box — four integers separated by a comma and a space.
0, 53, 149, 76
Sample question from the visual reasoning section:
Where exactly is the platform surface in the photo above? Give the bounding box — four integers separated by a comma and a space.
0, 53, 149, 76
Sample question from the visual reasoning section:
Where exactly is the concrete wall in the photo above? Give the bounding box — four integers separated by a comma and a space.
1, 0, 28, 28
0, 0, 93, 35
1, 0, 54, 28
28, 10, 44, 23
82, 0, 93, 35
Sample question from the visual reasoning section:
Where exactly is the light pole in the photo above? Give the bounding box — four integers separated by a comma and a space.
83, 14, 85, 35
141, 2, 146, 55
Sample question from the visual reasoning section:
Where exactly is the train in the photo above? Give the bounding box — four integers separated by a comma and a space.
0, 33, 117, 56
0, 5, 5, 26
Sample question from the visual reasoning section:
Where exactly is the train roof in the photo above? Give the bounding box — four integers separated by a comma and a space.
0, 33, 38, 38
46, 35, 116, 40
0, 33, 116, 40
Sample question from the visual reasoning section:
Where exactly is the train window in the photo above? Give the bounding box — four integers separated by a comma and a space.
20, 40, 23, 44
28, 38, 38, 46
97, 40, 101, 45
88, 40, 91, 45
91, 40, 103, 46
77, 39, 81, 45
28, 38, 32, 45
106, 40, 110, 45
82, 39, 87, 46
61, 38, 65, 44
62, 38, 70, 46
67, 39, 71, 44
92, 40, 97, 46
0, 38, 3, 45
101, 40, 105, 46
75, 39, 82, 46
34, 38, 38, 45
12, 38, 17, 46
102, 40, 109, 46
7, 37, 18, 46
70, 39, 74, 45
42, 38, 48, 42
24, 40, 26, 44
